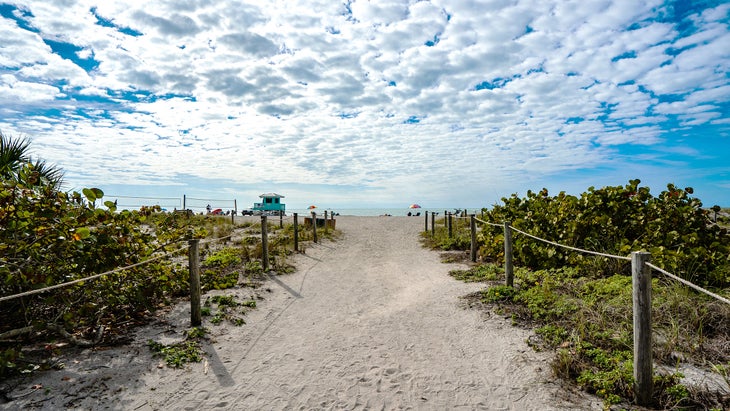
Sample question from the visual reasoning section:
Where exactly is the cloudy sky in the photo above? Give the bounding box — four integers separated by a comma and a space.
1, 0, 728, 210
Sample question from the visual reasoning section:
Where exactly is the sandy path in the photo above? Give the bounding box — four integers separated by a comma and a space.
7, 216, 600, 410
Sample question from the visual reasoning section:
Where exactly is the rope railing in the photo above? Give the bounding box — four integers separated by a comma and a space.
473, 217, 728, 305
435, 211, 730, 307
506, 227, 727, 306
200, 234, 235, 244
0, 245, 188, 303
647, 262, 730, 305
2, 213, 329, 338
508, 226, 631, 261
474, 217, 502, 228
0, 227, 256, 305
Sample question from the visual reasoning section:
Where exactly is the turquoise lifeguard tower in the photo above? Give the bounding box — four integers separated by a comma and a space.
253, 193, 286, 215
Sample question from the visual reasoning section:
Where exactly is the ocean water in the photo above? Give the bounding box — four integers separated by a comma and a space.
287, 208, 484, 217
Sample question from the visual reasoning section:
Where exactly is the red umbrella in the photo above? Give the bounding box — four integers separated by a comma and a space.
409, 204, 421, 209
308, 205, 317, 209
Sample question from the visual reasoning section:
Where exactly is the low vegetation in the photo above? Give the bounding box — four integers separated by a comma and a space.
0, 133, 339, 380
427, 180, 730, 409
146, 326, 213, 368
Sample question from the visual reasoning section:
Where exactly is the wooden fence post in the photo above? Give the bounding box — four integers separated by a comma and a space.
183, 194, 187, 211
324, 210, 328, 233
470, 214, 477, 262
632, 251, 653, 405
188, 239, 201, 326
504, 221, 513, 287
279, 210, 283, 228
293, 213, 299, 252
311, 212, 318, 243
261, 215, 269, 272
424, 211, 428, 231
431, 212, 435, 237
444, 210, 448, 227
448, 212, 453, 238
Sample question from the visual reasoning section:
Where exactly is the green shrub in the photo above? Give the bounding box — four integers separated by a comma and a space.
201, 269, 239, 291
481, 285, 516, 303
449, 264, 503, 282
204, 247, 242, 268
245, 260, 264, 276
535, 324, 569, 348
479, 180, 730, 287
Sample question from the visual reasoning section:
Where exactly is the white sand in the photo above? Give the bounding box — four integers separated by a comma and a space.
6, 216, 601, 410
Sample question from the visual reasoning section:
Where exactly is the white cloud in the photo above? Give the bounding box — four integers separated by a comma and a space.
0, 74, 61, 101
0, 0, 728, 207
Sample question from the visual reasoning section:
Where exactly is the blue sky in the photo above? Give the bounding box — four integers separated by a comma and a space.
0, 0, 728, 210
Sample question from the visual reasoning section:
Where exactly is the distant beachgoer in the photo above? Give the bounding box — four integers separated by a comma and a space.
206, 204, 211, 214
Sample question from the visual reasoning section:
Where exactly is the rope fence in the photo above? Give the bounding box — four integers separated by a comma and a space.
1, 212, 332, 326
423, 209, 729, 405
508, 226, 631, 261
455, 213, 727, 305
646, 262, 730, 306
0, 245, 188, 303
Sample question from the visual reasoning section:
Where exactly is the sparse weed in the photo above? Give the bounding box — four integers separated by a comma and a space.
204, 294, 255, 327
147, 339, 203, 368
449, 264, 503, 282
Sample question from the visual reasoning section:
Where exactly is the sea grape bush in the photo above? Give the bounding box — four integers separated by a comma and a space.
478, 179, 730, 287
0, 166, 198, 377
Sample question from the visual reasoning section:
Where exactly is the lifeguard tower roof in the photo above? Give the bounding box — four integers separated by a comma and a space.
259, 193, 285, 198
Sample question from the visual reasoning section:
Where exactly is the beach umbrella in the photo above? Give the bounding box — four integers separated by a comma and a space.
308, 205, 317, 209
409, 204, 421, 209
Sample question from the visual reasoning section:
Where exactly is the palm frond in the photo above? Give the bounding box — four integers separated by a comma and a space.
0, 131, 32, 177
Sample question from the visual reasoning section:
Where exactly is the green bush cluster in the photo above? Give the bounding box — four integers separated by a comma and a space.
479, 180, 730, 287
0, 180, 192, 330
0, 177, 198, 377
201, 247, 245, 290
437, 180, 730, 408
